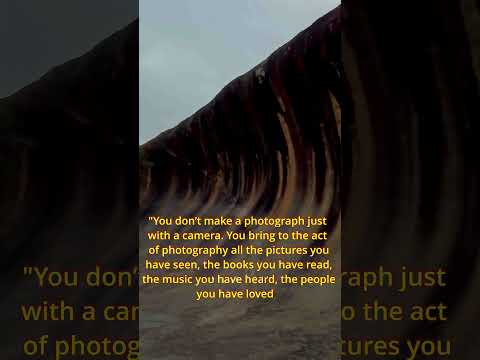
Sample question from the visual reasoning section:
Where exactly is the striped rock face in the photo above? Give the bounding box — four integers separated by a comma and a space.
3, 1, 479, 358
140, 7, 343, 359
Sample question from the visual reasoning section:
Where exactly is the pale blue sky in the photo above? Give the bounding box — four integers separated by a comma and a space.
140, 0, 340, 143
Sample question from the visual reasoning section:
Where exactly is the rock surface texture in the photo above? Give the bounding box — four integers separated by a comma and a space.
140, 7, 342, 359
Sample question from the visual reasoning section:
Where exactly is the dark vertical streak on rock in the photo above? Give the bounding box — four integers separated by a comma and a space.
343, 1, 480, 357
